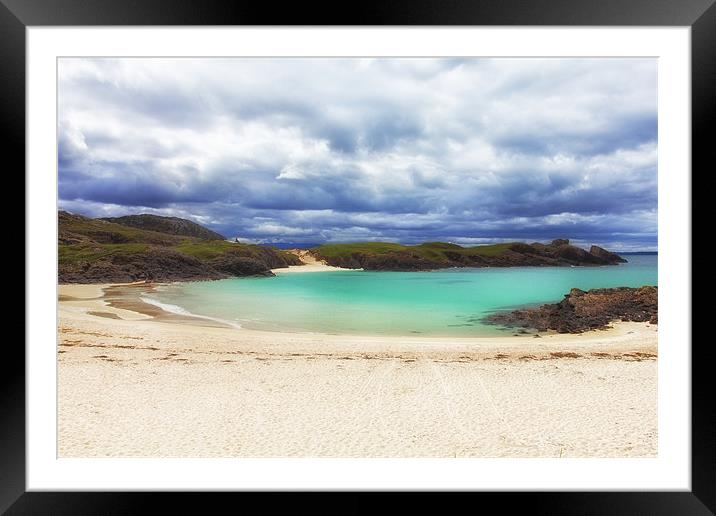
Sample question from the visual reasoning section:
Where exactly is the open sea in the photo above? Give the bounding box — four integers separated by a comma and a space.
145, 254, 657, 337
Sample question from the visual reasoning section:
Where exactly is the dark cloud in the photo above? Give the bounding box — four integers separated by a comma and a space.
58, 57, 658, 250
494, 112, 657, 157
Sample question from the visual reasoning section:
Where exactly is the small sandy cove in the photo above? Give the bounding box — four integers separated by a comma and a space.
58, 282, 657, 458
273, 249, 358, 274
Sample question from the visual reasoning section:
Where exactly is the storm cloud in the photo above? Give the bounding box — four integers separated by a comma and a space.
58, 57, 657, 251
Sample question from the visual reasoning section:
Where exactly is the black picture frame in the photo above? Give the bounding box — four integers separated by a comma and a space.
7, 0, 712, 513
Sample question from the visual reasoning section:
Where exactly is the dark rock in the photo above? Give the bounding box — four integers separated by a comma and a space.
211, 256, 275, 277
547, 244, 605, 265
363, 252, 443, 271
509, 242, 538, 255
485, 286, 658, 334
569, 288, 587, 297
590, 245, 628, 263
58, 246, 227, 284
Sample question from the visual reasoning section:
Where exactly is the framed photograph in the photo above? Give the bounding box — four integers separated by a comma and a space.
9, 0, 712, 512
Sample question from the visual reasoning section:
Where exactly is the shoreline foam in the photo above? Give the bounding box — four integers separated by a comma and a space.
140, 294, 244, 329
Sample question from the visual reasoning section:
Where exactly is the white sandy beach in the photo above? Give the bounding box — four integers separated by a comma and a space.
58, 283, 657, 458
273, 249, 359, 274
273, 263, 355, 274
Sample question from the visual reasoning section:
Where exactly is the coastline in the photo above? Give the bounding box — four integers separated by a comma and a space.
58, 282, 658, 354
58, 283, 658, 457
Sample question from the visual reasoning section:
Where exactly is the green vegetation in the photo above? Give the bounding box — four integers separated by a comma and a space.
313, 241, 514, 261
102, 214, 226, 241
460, 243, 514, 257
175, 240, 299, 263
59, 212, 188, 246
175, 240, 246, 260
311, 239, 624, 271
311, 242, 407, 259
58, 211, 300, 283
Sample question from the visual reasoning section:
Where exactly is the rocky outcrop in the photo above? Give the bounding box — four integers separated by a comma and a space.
362, 252, 444, 271
485, 286, 657, 333
550, 238, 570, 247
313, 239, 628, 272
589, 245, 628, 263
210, 256, 275, 277
247, 246, 303, 269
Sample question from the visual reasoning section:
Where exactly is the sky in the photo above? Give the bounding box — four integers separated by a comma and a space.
58, 58, 657, 251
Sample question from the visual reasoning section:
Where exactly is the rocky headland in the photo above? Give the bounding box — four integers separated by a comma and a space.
58, 211, 301, 283
312, 239, 627, 271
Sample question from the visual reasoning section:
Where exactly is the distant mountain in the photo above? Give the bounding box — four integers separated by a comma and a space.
58, 211, 300, 283
102, 214, 225, 241
311, 239, 627, 271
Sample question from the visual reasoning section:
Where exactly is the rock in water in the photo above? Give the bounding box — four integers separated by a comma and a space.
485, 286, 657, 333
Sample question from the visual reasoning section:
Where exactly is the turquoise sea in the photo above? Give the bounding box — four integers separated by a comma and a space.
146, 254, 657, 337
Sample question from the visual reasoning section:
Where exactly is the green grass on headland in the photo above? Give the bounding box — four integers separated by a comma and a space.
313, 241, 514, 260
58, 211, 301, 282
311, 239, 625, 270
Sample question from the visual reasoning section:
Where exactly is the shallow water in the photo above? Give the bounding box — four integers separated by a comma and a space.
147, 254, 657, 337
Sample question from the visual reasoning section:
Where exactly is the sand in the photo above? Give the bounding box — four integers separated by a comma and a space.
58, 283, 657, 458
272, 263, 357, 274
273, 249, 360, 274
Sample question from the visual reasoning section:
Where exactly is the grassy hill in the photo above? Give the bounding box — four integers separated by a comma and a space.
312, 240, 626, 271
58, 211, 301, 283
102, 214, 226, 241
